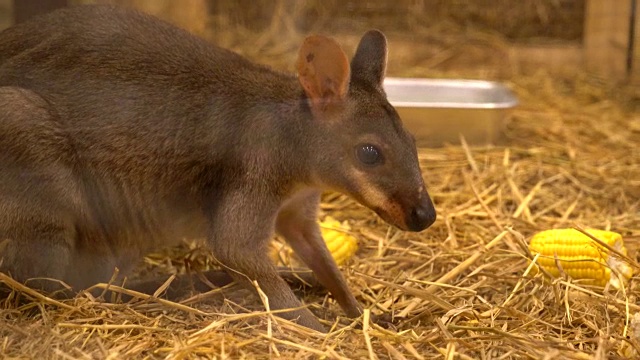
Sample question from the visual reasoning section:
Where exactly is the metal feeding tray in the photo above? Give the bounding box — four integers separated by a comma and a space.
383, 77, 519, 147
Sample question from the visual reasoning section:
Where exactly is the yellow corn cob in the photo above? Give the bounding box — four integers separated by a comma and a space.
269, 216, 358, 267
528, 228, 633, 288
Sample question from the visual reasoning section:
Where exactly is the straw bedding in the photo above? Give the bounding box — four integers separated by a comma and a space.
1, 1, 640, 359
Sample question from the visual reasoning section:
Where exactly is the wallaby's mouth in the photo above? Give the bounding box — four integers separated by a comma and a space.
372, 193, 436, 232
342, 173, 437, 232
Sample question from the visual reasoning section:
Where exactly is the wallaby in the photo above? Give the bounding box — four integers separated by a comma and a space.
0, 5, 436, 332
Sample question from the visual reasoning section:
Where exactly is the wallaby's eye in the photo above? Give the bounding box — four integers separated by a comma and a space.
355, 144, 383, 166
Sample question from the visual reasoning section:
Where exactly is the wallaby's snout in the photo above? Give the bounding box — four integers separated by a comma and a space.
365, 178, 436, 233
407, 188, 437, 232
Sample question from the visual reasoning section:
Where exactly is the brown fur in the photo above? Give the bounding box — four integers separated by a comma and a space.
0, 4, 436, 332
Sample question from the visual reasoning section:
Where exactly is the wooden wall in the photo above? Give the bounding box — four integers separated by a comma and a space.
6, 0, 640, 84
633, 0, 640, 84
584, 0, 639, 84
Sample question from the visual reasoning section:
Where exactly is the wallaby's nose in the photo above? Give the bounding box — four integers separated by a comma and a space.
406, 195, 436, 232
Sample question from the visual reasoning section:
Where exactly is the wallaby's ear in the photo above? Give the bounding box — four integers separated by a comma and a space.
350, 30, 388, 88
296, 35, 350, 114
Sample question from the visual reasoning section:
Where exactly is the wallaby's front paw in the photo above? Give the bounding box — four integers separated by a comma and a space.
289, 309, 327, 333
370, 312, 396, 330
339, 312, 397, 331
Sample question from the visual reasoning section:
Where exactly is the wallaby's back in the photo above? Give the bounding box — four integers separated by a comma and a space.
0, 5, 307, 191
0, 4, 280, 95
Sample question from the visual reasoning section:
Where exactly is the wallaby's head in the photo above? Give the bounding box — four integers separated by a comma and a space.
297, 30, 436, 232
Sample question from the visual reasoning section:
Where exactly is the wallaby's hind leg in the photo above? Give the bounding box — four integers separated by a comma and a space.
0, 87, 86, 295
0, 206, 75, 295
206, 190, 326, 332
124, 267, 320, 301
276, 190, 364, 319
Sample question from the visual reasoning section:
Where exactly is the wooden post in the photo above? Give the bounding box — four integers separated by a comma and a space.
13, 0, 68, 24
632, 0, 640, 84
584, 0, 633, 81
